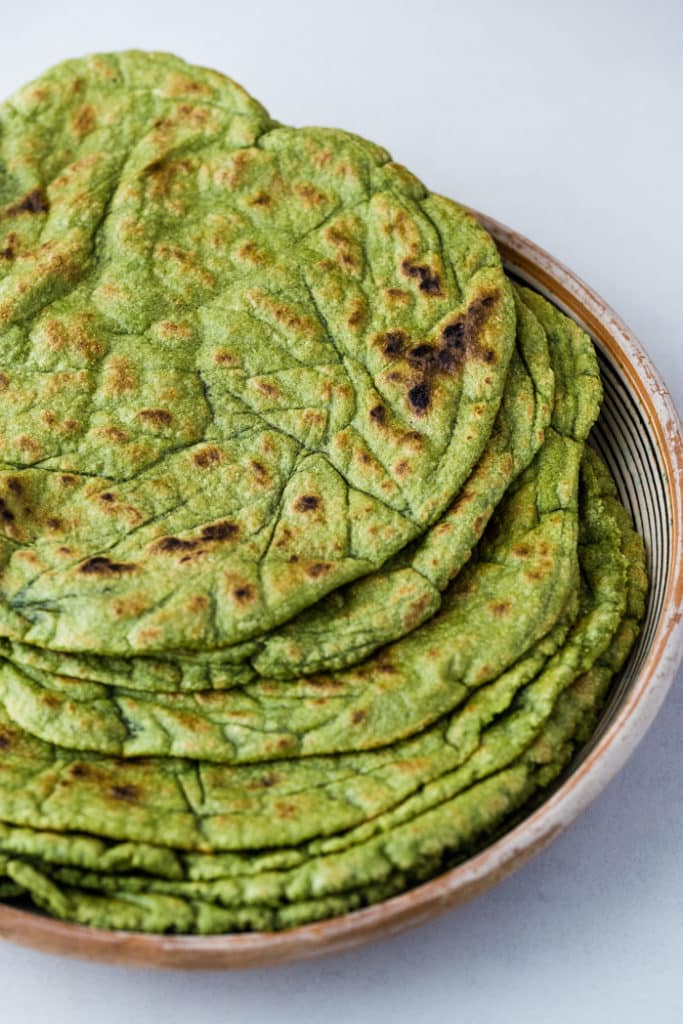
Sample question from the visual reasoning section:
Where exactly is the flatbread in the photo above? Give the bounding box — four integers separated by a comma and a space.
0, 51, 514, 656
0, 450, 647, 931
0, 282, 552, 686
0, 288, 599, 762
0, 50, 648, 938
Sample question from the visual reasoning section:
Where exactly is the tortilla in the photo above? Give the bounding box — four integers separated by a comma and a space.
0, 51, 515, 656
0, 50, 648, 938
0, 451, 646, 931
0, 281, 552, 688
0, 286, 598, 764
0, 442, 627, 866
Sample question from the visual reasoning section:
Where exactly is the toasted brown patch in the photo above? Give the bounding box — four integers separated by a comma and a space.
380, 330, 407, 358
98, 426, 129, 445
69, 764, 90, 778
401, 259, 442, 296
407, 382, 430, 413
323, 224, 359, 270
0, 733, 10, 749
104, 355, 136, 395
192, 446, 222, 469
234, 584, 256, 603
110, 784, 140, 803
307, 562, 331, 579
490, 601, 511, 617
6, 189, 50, 216
157, 104, 211, 131
79, 556, 137, 575
157, 320, 193, 341
250, 460, 268, 482
72, 103, 96, 136
275, 801, 298, 819
259, 772, 280, 788
302, 409, 326, 432
295, 495, 319, 512
274, 525, 294, 550
162, 73, 213, 99
295, 182, 328, 207
464, 292, 501, 358
16, 435, 43, 459
201, 521, 238, 541
351, 709, 367, 725
0, 498, 14, 524
154, 536, 197, 553
186, 594, 209, 613
369, 404, 386, 424
408, 344, 433, 362
137, 408, 173, 428
346, 299, 365, 328
6, 477, 21, 495
442, 320, 465, 349
254, 380, 279, 398
40, 409, 58, 428
236, 241, 269, 266
213, 350, 237, 366
111, 595, 149, 618
39, 315, 104, 364
248, 191, 272, 208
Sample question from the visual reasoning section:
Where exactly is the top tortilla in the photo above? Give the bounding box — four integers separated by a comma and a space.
0, 51, 514, 655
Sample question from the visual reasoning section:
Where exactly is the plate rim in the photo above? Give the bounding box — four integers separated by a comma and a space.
1, 213, 681, 969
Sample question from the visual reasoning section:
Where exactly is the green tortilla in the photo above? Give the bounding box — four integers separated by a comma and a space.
0, 450, 646, 931
0, 282, 593, 690
0, 287, 599, 762
0, 280, 552, 689
0, 444, 626, 863
0, 51, 649, 938
0, 51, 514, 656
0, 283, 552, 686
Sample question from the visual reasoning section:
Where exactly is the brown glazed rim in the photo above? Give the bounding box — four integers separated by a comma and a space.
0, 214, 681, 969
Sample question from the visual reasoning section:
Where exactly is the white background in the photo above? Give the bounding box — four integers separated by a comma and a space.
0, 1, 681, 1021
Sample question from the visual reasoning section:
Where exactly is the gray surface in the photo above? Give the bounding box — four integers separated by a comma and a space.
0, 0, 681, 1020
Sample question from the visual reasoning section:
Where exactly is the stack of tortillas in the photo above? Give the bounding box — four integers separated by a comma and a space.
0, 52, 647, 933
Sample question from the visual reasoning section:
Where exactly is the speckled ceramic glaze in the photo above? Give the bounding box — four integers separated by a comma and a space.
0, 215, 681, 969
